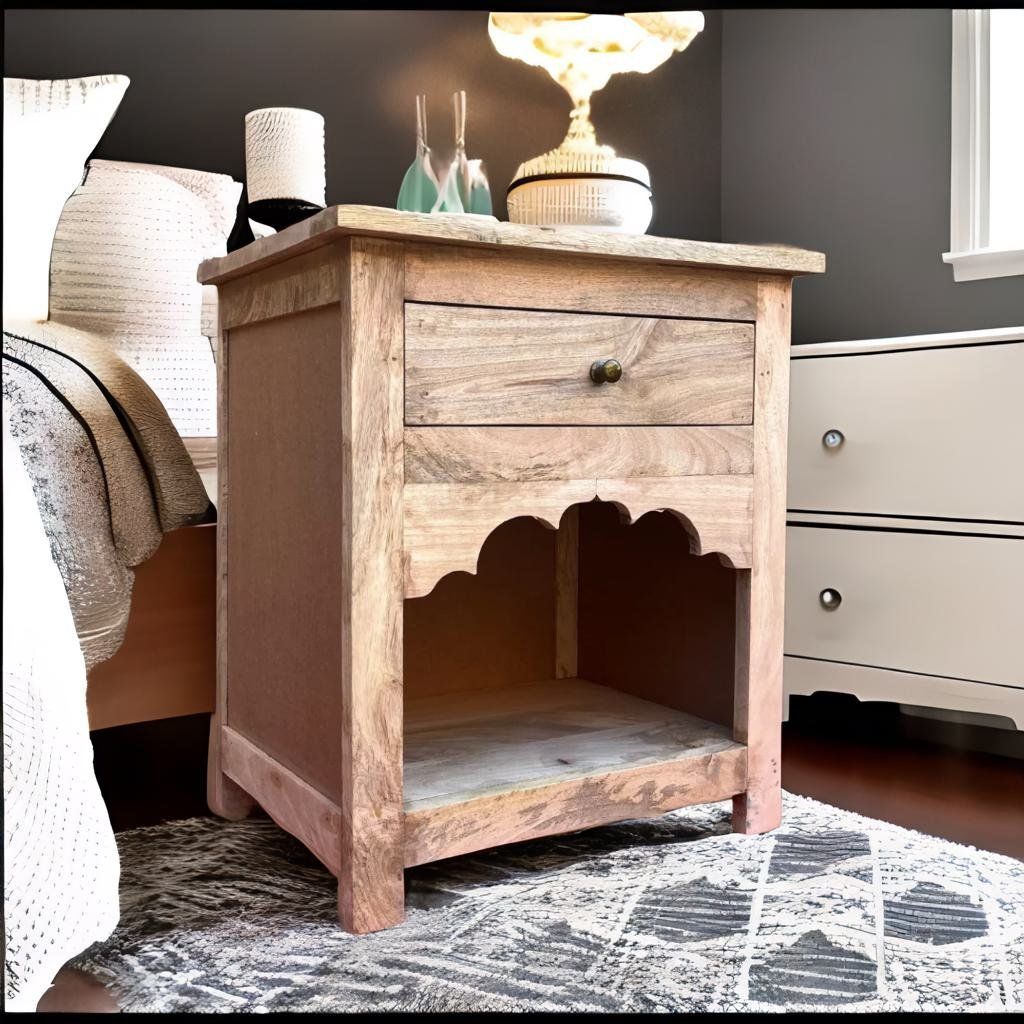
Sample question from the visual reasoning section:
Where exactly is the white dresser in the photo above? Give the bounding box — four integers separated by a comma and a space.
783, 327, 1024, 729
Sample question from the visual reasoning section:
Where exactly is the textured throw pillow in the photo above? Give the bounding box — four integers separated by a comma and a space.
2, 75, 129, 323
48, 159, 242, 436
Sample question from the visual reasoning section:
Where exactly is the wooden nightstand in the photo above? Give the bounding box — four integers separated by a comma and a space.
198, 206, 824, 934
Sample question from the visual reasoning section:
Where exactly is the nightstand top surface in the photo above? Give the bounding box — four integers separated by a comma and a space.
199, 204, 826, 285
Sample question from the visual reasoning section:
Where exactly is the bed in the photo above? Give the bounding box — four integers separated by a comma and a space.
3, 72, 239, 1008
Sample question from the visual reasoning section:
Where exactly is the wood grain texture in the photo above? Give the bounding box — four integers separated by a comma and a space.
87, 525, 215, 731
404, 678, 741, 805
733, 276, 792, 835
218, 244, 343, 329
337, 238, 406, 933
221, 726, 343, 875
204, 219, 812, 930
208, 322, 256, 821
198, 204, 826, 286
405, 245, 759, 321
403, 476, 754, 599
555, 506, 579, 679
405, 305, 754, 426
403, 679, 746, 866
405, 426, 753, 484
405, 749, 747, 867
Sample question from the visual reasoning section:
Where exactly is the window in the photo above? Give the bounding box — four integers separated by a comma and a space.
943, 9, 1024, 281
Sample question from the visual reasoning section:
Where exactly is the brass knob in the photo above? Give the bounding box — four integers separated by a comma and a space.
590, 358, 623, 385
819, 588, 842, 611
822, 428, 845, 449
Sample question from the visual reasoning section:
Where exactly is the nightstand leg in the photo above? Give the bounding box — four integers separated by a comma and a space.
207, 713, 255, 820
336, 238, 406, 933
208, 340, 254, 823
336, 587, 405, 933
732, 569, 783, 834
733, 276, 790, 835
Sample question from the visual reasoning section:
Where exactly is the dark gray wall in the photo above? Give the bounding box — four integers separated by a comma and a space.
2, 9, 723, 240
722, 9, 1023, 344
7, 9, 1019, 344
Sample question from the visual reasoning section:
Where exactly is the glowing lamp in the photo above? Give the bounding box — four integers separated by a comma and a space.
488, 11, 704, 233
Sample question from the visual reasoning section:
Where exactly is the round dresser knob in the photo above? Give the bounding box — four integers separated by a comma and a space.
590, 358, 623, 385
822, 428, 845, 449
819, 588, 842, 611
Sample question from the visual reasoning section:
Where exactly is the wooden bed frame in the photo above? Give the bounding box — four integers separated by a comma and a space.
85, 441, 218, 732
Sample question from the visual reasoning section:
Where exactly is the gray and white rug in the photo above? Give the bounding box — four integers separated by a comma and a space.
76, 793, 1023, 1012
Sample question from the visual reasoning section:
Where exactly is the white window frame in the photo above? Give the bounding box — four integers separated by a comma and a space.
943, 9, 1024, 281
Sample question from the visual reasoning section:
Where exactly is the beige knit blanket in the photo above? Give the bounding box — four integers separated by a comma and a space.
2, 319, 212, 669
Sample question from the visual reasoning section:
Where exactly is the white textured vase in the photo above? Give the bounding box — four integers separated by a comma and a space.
244, 107, 326, 208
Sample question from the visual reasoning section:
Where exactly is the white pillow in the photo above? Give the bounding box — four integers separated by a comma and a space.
48, 159, 242, 437
2, 75, 129, 323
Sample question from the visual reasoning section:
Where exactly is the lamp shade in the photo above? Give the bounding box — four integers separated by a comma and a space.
487, 12, 704, 113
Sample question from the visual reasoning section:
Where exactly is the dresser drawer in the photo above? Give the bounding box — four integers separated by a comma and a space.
788, 341, 1024, 522
405, 304, 754, 426
785, 526, 1024, 686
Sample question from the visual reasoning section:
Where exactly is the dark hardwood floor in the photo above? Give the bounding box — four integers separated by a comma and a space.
90, 695, 1024, 859
783, 693, 1023, 859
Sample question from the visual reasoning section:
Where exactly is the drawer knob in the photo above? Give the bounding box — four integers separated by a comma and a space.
590, 358, 623, 385
819, 588, 842, 611
822, 428, 845, 449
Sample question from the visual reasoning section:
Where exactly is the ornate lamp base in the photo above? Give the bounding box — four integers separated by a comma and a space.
506, 135, 653, 234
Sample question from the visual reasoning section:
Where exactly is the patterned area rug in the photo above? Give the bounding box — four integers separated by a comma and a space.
76, 793, 1023, 1012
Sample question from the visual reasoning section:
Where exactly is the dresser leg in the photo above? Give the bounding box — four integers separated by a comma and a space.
206, 714, 255, 820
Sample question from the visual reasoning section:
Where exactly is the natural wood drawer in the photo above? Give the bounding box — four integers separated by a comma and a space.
784, 525, 1024, 687
788, 341, 1024, 523
404, 304, 754, 426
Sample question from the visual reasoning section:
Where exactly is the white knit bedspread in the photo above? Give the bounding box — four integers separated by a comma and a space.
3, 400, 120, 1011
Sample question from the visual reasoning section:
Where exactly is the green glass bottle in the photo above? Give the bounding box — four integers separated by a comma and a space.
397, 95, 439, 214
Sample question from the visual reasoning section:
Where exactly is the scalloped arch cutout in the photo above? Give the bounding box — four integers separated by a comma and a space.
403, 477, 753, 599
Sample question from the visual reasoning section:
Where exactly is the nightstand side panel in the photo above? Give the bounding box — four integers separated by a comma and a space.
222, 303, 348, 802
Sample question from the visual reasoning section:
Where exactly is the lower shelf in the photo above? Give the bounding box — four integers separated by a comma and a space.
220, 679, 747, 875
402, 678, 747, 865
